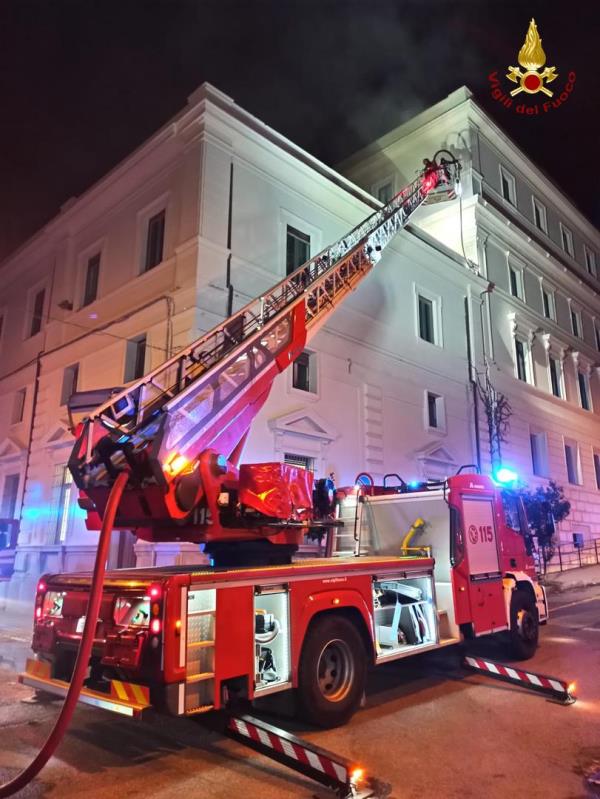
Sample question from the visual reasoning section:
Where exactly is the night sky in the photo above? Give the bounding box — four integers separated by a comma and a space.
0, 0, 597, 261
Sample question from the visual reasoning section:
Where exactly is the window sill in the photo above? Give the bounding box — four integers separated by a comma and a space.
288, 386, 320, 402
425, 425, 447, 437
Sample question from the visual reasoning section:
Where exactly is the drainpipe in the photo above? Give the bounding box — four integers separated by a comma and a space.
225, 162, 234, 318
464, 295, 481, 472
18, 353, 42, 541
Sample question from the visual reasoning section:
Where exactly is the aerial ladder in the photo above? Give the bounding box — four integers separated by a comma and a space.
68, 155, 461, 565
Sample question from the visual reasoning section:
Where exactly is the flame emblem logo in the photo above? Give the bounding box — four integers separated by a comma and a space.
507, 19, 558, 97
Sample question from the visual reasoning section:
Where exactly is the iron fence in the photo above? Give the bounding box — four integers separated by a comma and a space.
543, 540, 600, 574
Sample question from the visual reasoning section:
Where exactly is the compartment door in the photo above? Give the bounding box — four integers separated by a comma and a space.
461, 497, 507, 635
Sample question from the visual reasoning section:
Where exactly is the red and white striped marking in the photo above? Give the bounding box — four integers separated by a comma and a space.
464, 656, 570, 695
227, 717, 349, 784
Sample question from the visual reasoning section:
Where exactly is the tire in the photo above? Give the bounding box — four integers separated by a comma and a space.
509, 589, 539, 660
297, 615, 367, 728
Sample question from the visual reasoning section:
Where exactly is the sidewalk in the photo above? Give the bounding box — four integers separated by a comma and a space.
543, 563, 600, 593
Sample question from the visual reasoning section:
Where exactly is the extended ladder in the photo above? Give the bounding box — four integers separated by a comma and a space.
70, 159, 460, 497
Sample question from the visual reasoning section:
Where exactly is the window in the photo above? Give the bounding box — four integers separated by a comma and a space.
571, 307, 582, 338
560, 223, 574, 257
584, 245, 597, 277
509, 266, 524, 300
53, 465, 73, 544
292, 350, 316, 393
500, 166, 516, 205
0, 313, 4, 344
595, 324, 600, 351
530, 431, 549, 477
542, 288, 555, 320
284, 453, 315, 472
11, 388, 26, 424
286, 225, 310, 276
594, 452, 600, 490
532, 197, 547, 232
564, 440, 581, 485
1, 474, 19, 520
515, 338, 530, 383
61, 364, 79, 406
375, 180, 394, 205
144, 210, 165, 272
578, 371, 591, 411
82, 253, 100, 306
501, 491, 521, 532
548, 356, 563, 398
29, 289, 45, 337
124, 334, 147, 382
426, 391, 445, 431
418, 295, 435, 343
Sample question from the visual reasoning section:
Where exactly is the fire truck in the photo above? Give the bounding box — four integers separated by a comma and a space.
20, 156, 548, 732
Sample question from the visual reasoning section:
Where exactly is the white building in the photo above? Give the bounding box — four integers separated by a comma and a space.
1, 83, 599, 600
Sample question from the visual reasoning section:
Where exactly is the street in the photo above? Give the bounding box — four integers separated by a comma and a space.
1, 588, 599, 799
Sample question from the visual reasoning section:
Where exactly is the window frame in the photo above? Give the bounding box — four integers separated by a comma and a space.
415, 286, 443, 347
24, 281, 48, 339
548, 353, 564, 399
499, 165, 516, 205
0, 473, 20, 520
514, 337, 532, 384
143, 209, 166, 273
285, 224, 311, 277
82, 252, 101, 307
291, 349, 317, 394
584, 245, 597, 277
136, 193, 170, 276
542, 286, 556, 321
564, 439, 582, 485
283, 452, 316, 473
372, 176, 395, 205
508, 263, 525, 301
11, 388, 26, 425
60, 363, 80, 407
593, 451, 600, 490
570, 305, 582, 338
124, 334, 148, 383
53, 464, 74, 545
424, 390, 446, 433
529, 429, 549, 478
531, 196, 548, 233
560, 223, 574, 258
577, 370, 592, 411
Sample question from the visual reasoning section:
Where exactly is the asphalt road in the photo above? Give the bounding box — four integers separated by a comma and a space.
1, 587, 599, 799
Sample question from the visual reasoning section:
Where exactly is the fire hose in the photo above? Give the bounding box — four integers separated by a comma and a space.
0, 471, 128, 797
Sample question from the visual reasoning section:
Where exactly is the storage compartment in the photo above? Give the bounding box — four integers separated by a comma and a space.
185, 588, 216, 713
254, 586, 291, 691
373, 575, 438, 658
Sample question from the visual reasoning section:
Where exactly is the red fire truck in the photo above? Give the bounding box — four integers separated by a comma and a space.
20, 156, 548, 730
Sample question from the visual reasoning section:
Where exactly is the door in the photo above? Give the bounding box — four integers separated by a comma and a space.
461, 497, 507, 635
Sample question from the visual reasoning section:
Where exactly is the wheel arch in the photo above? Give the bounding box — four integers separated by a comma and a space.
297, 606, 375, 677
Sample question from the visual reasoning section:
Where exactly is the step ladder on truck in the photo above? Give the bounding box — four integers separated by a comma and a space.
16, 154, 555, 796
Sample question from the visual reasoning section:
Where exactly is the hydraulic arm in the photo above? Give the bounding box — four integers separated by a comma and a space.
68, 156, 460, 555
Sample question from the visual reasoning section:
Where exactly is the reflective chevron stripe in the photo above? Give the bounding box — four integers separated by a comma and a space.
464, 656, 574, 700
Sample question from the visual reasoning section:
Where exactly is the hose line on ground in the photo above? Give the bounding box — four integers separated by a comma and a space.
0, 470, 129, 798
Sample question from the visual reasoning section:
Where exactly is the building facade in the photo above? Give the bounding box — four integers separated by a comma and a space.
1, 83, 599, 600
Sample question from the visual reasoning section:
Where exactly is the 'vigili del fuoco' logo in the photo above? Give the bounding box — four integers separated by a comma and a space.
488, 18, 576, 115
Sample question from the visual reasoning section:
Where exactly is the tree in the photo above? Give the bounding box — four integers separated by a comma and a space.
515, 481, 571, 571
477, 374, 512, 469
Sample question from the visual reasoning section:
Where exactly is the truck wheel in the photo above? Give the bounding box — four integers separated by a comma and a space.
509, 589, 539, 660
297, 615, 366, 728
